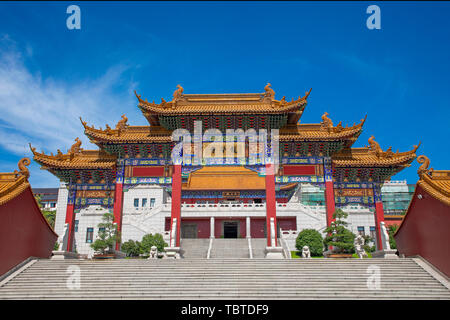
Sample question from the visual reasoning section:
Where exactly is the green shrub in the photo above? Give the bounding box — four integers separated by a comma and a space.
388, 224, 398, 249
323, 209, 356, 254
121, 240, 141, 257
90, 212, 120, 254
295, 229, 324, 256
140, 233, 168, 254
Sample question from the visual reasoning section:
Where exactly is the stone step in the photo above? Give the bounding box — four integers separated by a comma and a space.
1, 258, 448, 300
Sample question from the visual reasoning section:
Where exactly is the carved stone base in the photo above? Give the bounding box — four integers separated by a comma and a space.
163, 247, 181, 259
372, 249, 399, 259
51, 251, 79, 260
265, 247, 284, 259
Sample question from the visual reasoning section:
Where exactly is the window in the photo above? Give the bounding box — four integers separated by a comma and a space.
150, 198, 155, 207
370, 226, 376, 244
99, 227, 105, 233
74, 220, 79, 232
357, 226, 365, 236
50, 202, 56, 208
133, 198, 139, 208
86, 228, 94, 243
142, 198, 148, 207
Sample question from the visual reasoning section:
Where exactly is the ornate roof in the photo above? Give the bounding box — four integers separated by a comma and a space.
136, 84, 311, 115
332, 137, 420, 167
0, 158, 31, 205
30, 140, 117, 170
81, 117, 172, 145
279, 113, 366, 141
182, 166, 266, 190
416, 155, 450, 206
81, 113, 364, 147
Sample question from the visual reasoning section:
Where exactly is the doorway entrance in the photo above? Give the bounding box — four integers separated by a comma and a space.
223, 221, 239, 238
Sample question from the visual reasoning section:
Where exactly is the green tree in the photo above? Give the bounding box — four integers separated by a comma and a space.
121, 240, 141, 257
295, 229, 324, 256
34, 194, 56, 228
387, 224, 399, 249
140, 233, 168, 255
90, 212, 120, 254
323, 209, 356, 254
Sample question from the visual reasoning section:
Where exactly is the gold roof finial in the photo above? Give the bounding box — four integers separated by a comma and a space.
321, 112, 333, 131
264, 83, 275, 99
417, 155, 432, 177
14, 158, 31, 179
115, 114, 128, 131
68, 137, 83, 154
172, 84, 184, 102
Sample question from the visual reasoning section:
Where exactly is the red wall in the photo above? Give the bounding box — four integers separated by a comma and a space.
283, 165, 316, 175
181, 218, 210, 239
132, 166, 164, 177
251, 218, 266, 238
0, 187, 58, 276
278, 217, 297, 231
395, 185, 450, 277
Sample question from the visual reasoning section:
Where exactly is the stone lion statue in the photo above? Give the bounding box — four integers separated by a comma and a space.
354, 235, 368, 259
148, 246, 158, 259
302, 245, 311, 258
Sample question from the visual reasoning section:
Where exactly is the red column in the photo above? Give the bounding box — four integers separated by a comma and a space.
374, 184, 385, 250
325, 181, 336, 226
65, 188, 76, 252
170, 164, 182, 247
265, 163, 277, 247
324, 158, 335, 226
113, 182, 124, 250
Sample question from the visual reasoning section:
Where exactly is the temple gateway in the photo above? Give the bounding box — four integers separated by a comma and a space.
31, 84, 419, 257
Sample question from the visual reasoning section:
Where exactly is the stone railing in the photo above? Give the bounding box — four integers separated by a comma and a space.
163, 202, 328, 214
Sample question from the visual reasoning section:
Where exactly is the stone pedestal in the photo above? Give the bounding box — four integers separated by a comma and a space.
265, 246, 284, 259
372, 249, 399, 259
164, 247, 181, 259
51, 250, 79, 260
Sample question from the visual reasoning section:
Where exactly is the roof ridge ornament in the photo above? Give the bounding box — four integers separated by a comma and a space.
115, 114, 128, 130
264, 83, 275, 103
14, 157, 31, 179
171, 84, 184, 108
321, 112, 333, 132
417, 155, 433, 178
68, 137, 83, 155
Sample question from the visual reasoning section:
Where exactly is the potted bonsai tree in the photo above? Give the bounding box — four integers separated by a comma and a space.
91, 212, 121, 259
323, 208, 355, 258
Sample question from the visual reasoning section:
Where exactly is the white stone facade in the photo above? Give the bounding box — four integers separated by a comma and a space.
55, 184, 378, 256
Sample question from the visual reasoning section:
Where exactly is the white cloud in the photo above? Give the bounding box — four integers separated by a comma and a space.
0, 36, 140, 187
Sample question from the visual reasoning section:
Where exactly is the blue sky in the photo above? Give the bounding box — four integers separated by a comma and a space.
0, 1, 449, 187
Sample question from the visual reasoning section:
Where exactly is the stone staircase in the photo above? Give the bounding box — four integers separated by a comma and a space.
251, 238, 267, 258
1, 258, 449, 299
209, 239, 250, 259
180, 239, 210, 259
